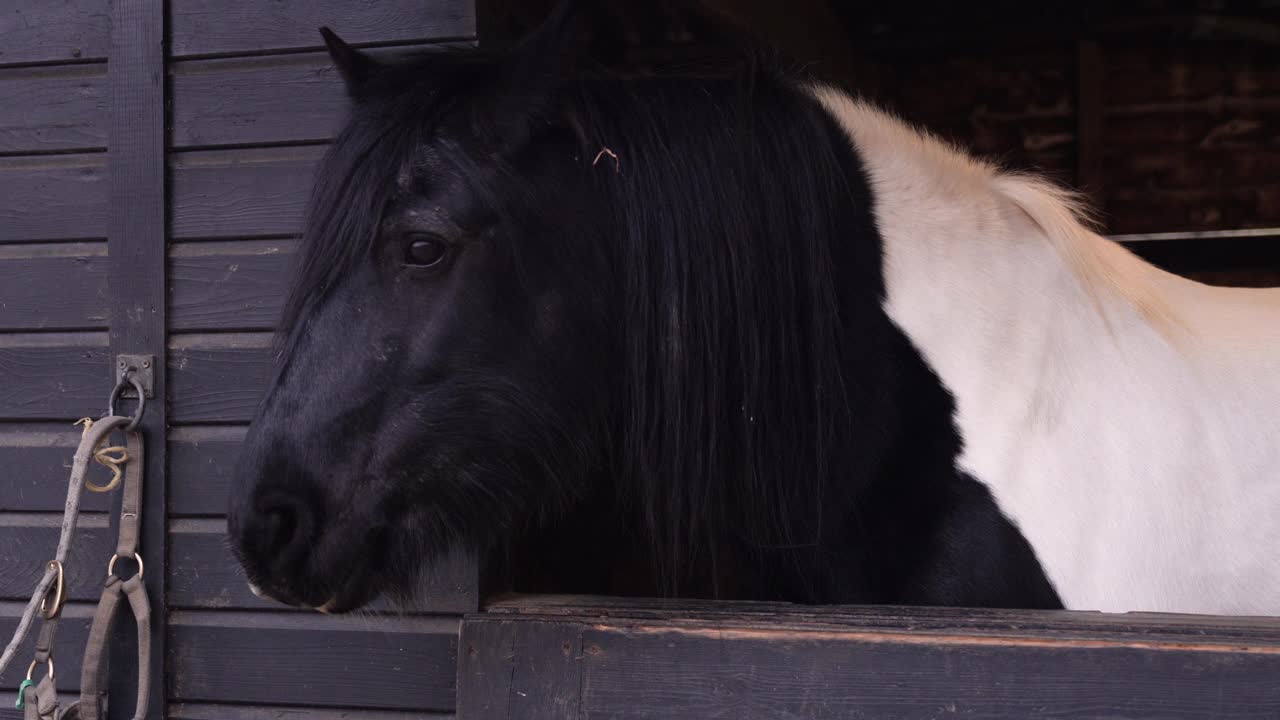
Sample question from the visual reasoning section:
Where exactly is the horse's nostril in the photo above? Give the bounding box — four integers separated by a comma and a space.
264, 505, 299, 553
249, 492, 318, 562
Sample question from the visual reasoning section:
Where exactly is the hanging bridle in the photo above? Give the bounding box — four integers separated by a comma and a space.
0, 372, 152, 720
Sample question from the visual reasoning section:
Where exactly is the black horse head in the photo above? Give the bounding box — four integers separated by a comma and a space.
227, 8, 1056, 613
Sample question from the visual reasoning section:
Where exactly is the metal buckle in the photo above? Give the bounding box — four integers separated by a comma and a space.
38, 561, 64, 620
25, 655, 53, 676
108, 552, 144, 581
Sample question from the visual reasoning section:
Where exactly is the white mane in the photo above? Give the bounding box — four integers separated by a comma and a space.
812, 85, 1280, 616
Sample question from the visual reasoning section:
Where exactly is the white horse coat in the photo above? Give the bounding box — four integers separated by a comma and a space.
815, 87, 1280, 615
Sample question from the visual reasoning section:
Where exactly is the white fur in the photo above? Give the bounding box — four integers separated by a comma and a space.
812, 86, 1280, 615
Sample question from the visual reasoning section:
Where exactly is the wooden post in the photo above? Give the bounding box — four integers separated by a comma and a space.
106, 0, 166, 717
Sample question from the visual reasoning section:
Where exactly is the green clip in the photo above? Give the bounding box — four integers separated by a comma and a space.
15, 679, 34, 709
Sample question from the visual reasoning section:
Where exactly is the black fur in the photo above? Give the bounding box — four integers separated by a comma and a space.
227, 14, 1061, 612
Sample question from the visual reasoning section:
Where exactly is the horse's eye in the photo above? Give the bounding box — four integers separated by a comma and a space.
404, 236, 449, 268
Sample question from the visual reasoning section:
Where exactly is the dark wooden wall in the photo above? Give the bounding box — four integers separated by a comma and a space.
0, 2, 476, 718
1, 2, 117, 715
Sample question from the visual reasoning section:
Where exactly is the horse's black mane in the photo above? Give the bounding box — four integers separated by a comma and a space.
283, 33, 897, 596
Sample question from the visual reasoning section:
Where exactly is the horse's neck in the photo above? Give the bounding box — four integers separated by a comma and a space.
873, 163, 1104, 478
817, 88, 1280, 615
817, 88, 1194, 469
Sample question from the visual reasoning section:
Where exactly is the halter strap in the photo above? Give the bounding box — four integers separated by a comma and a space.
77, 429, 151, 720
0, 416, 131, 680
2, 418, 151, 720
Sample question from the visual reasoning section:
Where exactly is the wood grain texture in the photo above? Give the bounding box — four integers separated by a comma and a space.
169, 241, 294, 331
458, 619, 583, 720
168, 334, 274, 423
0, 519, 113, 601
0, 64, 106, 152
0, 603, 94, 693
462, 598, 1280, 720
169, 425, 247, 516
576, 626, 1280, 719
483, 595, 1280, 645
0, 243, 108, 331
0, 155, 106, 242
170, 53, 346, 148
0, 427, 112, 512
169, 520, 477, 614
0, 0, 109, 67
106, 1, 168, 711
171, 147, 322, 240
167, 610, 461, 711
169, 0, 475, 57
170, 43, 469, 149
0, 334, 110, 420
168, 704, 452, 720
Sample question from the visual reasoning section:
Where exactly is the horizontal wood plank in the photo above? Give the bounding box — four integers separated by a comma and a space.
170, 53, 345, 148
0, 519, 113, 601
167, 611, 461, 711
0, 0, 109, 67
169, 519, 477, 614
169, 0, 474, 57
461, 598, 1280, 720
169, 334, 274, 423
171, 147, 321, 240
0, 334, 110, 420
167, 704, 452, 720
0, 243, 108, 331
482, 595, 1280, 645
0, 155, 107, 242
575, 626, 1280, 719
0, 428, 112, 512
169, 426, 247, 516
0, 64, 106, 152
170, 43, 470, 148
169, 241, 294, 331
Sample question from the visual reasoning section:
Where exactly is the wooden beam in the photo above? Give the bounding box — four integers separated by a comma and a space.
460, 596, 1280, 719
105, 0, 166, 717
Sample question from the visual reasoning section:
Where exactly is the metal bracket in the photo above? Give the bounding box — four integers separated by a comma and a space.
115, 354, 155, 399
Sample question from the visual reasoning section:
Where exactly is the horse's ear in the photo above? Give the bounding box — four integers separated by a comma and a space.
320, 26, 378, 94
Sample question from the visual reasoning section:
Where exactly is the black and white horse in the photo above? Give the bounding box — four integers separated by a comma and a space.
228, 11, 1280, 616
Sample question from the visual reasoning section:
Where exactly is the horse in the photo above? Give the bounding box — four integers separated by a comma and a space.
227, 11, 1280, 616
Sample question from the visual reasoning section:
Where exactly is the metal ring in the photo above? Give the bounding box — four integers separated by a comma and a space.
107, 552, 144, 581
107, 374, 147, 431
25, 658, 54, 682
38, 560, 64, 620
